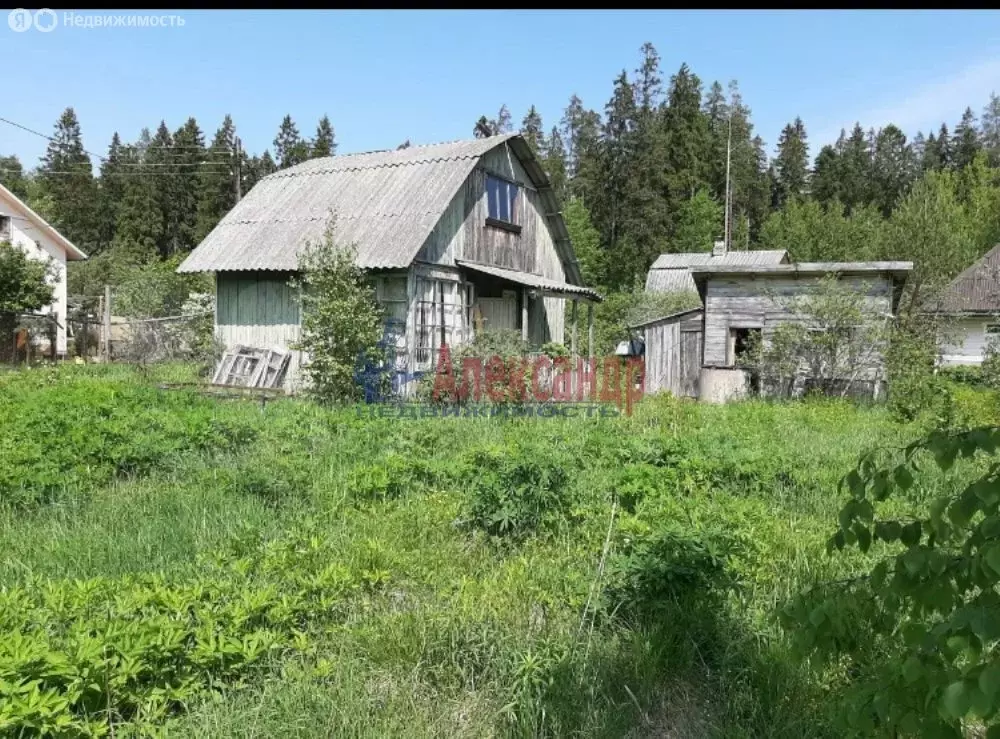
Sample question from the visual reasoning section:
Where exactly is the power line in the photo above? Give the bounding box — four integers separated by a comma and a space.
0, 115, 107, 163
0, 168, 232, 177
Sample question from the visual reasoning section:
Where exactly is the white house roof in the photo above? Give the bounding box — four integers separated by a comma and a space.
177, 134, 585, 285
0, 182, 87, 261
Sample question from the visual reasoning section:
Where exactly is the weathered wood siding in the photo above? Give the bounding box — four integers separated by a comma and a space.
416, 144, 566, 346
216, 271, 303, 385
642, 311, 703, 397
939, 316, 1000, 366
702, 274, 895, 373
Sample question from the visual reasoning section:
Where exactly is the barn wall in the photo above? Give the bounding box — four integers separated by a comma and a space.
415, 144, 566, 345
702, 274, 894, 374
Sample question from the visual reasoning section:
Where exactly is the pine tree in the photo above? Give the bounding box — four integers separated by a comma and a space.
311, 115, 336, 158
981, 93, 1000, 166
473, 116, 494, 139
274, 115, 308, 169
952, 107, 980, 170
195, 115, 236, 243
540, 127, 568, 203
726, 83, 769, 244
495, 105, 512, 134
37, 107, 97, 250
870, 124, 912, 216
520, 105, 544, 153
0, 155, 28, 199
634, 42, 663, 113
95, 133, 124, 252
772, 117, 809, 208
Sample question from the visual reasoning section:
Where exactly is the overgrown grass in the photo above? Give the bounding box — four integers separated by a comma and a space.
0, 365, 994, 736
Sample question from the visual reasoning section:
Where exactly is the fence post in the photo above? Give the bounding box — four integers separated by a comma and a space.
102, 285, 112, 362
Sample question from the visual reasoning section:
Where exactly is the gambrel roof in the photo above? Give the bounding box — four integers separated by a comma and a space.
936, 244, 1000, 314
178, 133, 584, 285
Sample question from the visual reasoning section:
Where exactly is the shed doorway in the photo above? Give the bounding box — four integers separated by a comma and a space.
728, 327, 761, 366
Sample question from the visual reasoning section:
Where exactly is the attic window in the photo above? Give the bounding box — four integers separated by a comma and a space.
986, 324, 1000, 336
0, 216, 10, 242
485, 174, 521, 233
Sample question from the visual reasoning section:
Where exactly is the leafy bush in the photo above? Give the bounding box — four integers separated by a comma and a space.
463, 444, 575, 540
604, 524, 736, 619
292, 219, 384, 404
783, 426, 1000, 737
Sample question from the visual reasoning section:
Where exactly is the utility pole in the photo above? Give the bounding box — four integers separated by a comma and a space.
234, 135, 242, 203
724, 113, 733, 251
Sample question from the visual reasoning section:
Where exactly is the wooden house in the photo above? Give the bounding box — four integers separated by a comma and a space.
634, 252, 912, 402
177, 134, 600, 390
935, 244, 1000, 366
0, 182, 88, 357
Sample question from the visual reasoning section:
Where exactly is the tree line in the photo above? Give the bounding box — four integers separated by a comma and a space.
3, 41, 1000, 304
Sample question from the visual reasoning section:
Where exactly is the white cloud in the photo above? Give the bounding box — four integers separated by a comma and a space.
812, 56, 1000, 149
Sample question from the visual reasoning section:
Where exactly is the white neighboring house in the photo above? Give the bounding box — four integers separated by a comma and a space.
937, 243, 1000, 366
0, 182, 88, 356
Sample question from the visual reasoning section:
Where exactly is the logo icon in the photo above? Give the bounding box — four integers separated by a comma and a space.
8, 8, 32, 32
33, 8, 57, 32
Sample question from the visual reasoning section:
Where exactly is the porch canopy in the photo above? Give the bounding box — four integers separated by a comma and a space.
455, 259, 602, 356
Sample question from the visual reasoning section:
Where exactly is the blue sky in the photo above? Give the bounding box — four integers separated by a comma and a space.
2, 10, 1000, 168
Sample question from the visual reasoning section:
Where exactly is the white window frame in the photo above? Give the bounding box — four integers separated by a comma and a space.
485, 173, 521, 227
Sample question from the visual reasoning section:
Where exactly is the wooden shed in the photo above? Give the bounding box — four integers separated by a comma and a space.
631, 307, 704, 397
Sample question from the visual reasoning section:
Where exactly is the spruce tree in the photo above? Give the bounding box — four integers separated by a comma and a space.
37, 107, 97, 250
811, 144, 842, 206
243, 150, 277, 194
937, 123, 953, 169
702, 80, 730, 200
981, 93, 1000, 166
922, 131, 942, 172
663, 63, 711, 204
540, 127, 568, 203
274, 115, 308, 169
772, 117, 809, 208
311, 115, 336, 158
143, 121, 176, 259
0, 155, 28, 199
95, 133, 124, 252
560, 94, 601, 187
195, 115, 236, 243
520, 105, 544, 153
839, 123, 872, 211
111, 136, 161, 267
951, 107, 980, 170
169, 118, 204, 253
870, 124, 912, 216
495, 105, 513, 135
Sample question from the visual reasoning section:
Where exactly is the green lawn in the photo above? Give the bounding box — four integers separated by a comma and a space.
0, 364, 983, 737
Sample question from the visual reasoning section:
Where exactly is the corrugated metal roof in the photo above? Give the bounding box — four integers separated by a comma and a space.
937, 244, 1000, 314
650, 250, 788, 269
645, 250, 788, 296
178, 135, 521, 274
456, 259, 601, 301
645, 269, 700, 294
